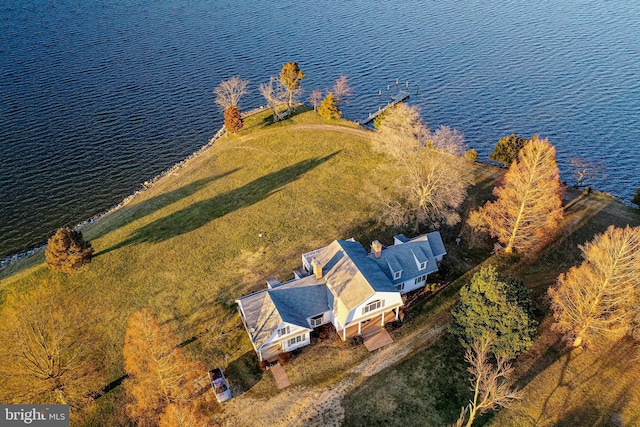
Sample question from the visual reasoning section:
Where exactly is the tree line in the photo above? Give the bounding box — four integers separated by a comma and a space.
213, 63, 353, 134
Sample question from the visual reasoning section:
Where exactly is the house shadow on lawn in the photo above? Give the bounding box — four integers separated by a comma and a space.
224, 350, 264, 397
98, 153, 338, 255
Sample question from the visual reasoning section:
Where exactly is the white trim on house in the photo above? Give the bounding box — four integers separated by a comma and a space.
236, 232, 446, 361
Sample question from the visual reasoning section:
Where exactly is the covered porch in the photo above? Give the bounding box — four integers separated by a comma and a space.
342, 309, 399, 340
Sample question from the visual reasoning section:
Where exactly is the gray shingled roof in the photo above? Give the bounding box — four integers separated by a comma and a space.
237, 233, 446, 349
236, 275, 328, 350
369, 232, 446, 285
316, 240, 396, 325
236, 290, 283, 350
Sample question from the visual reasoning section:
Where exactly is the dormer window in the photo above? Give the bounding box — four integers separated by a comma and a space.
362, 299, 384, 315
419, 262, 426, 270
394, 271, 402, 280
278, 326, 290, 337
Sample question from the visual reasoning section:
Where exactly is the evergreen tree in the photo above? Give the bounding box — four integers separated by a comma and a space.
45, 227, 94, 273
632, 188, 640, 208
490, 134, 527, 167
318, 93, 341, 120
450, 265, 537, 359
223, 105, 243, 134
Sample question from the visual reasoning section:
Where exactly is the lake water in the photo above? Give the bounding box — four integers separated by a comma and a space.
1, 1, 639, 258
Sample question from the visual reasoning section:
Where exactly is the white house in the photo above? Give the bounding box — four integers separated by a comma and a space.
235, 232, 446, 361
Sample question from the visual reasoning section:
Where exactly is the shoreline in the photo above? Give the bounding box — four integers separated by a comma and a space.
0, 105, 630, 270
0, 106, 268, 271
0, 121, 232, 272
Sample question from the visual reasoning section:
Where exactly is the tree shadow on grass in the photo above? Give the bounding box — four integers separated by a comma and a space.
260, 105, 313, 126
90, 169, 240, 241
98, 153, 338, 255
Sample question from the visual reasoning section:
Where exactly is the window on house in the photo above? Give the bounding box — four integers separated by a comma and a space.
310, 314, 323, 327
288, 334, 305, 346
419, 262, 426, 270
394, 271, 402, 280
278, 326, 290, 337
395, 283, 404, 291
362, 299, 384, 315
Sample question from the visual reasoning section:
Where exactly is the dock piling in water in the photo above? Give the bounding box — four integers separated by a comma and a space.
360, 90, 410, 125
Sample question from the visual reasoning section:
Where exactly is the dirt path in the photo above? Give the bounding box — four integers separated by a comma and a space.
215, 317, 448, 427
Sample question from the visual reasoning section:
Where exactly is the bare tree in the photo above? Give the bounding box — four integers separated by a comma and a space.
374, 103, 471, 232
452, 337, 522, 427
428, 125, 468, 157
375, 149, 472, 233
549, 225, 640, 348
259, 76, 288, 122
309, 89, 323, 111
569, 157, 606, 188
213, 76, 249, 110
374, 102, 429, 159
280, 62, 305, 114
332, 75, 353, 105
0, 284, 102, 408
469, 136, 563, 254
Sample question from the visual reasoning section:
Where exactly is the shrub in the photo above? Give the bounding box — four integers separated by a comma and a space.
223, 105, 243, 134
45, 227, 94, 273
318, 93, 341, 120
632, 188, 640, 208
348, 335, 363, 347
278, 352, 291, 365
465, 149, 478, 162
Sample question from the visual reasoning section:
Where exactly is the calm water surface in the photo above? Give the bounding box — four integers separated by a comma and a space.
1, 1, 639, 257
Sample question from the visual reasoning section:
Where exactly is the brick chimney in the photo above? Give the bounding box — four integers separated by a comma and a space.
311, 258, 323, 279
371, 240, 382, 259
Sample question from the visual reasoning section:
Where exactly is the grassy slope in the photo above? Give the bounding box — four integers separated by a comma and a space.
1, 109, 639, 426
0, 109, 388, 424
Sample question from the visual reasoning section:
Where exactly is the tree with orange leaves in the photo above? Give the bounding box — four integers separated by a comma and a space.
159, 403, 209, 427
549, 225, 640, 348
469, 136, 563, 254
123, 308, 206, 425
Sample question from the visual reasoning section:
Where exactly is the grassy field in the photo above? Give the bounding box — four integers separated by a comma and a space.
1, 107, 639, 426
0, 108, 392, 424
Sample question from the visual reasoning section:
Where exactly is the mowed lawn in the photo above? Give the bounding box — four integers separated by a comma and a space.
0, 109, 391, 424
2, 107, 639, 426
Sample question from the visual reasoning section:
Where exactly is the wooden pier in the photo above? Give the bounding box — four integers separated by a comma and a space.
360, 90, 410, 125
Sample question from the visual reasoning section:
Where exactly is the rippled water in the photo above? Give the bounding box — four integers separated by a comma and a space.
1, 1, 639, 257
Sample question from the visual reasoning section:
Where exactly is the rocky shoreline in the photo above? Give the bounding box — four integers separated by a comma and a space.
0, 106, 271, 272
0, 122, 232, 271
